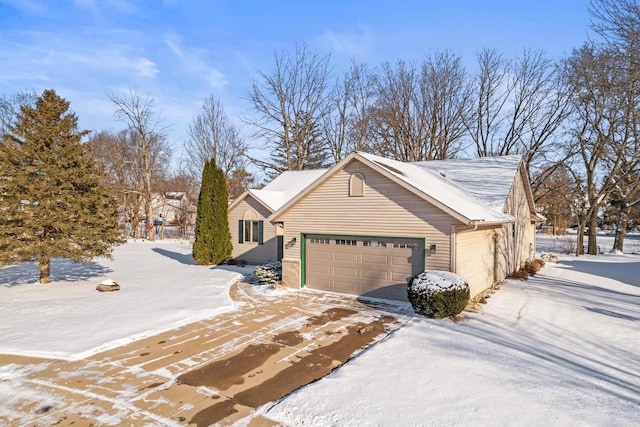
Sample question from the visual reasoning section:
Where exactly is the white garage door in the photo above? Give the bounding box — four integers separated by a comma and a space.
305, 235, 424, 301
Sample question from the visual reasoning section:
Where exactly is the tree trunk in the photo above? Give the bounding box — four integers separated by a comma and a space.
612, 203, 629, 253
587, 214, 599, 255
576, 222, 585, 256
131, 212, 140, 239
146, 193, 155, 241
39, 254, 51, 284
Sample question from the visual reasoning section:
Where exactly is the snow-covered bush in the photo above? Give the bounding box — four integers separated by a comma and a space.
407, 271, 470, 318
253, 261, 282, 284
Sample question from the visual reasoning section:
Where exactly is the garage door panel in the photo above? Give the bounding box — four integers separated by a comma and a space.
308, 264, 331, 274
392, 255, 415, 265
361, 283, 407, 300
334, 266, 358, 277
333, 280, 358, 294
360, 261, 392, 272
306, 235, 424, 302
361, 254, 389, 264
308, 250, 331, 260
362, 269, 388, 280
312, 278, 332, 289
392, 271, 413, 282
333, 251, 358, 262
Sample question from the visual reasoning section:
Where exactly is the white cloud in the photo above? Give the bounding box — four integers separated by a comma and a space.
319, 26, 374, 57
0, 33, 159, 81
164, 32, 228, 89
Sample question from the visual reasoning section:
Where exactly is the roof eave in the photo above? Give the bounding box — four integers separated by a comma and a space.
228, 190, 275, 214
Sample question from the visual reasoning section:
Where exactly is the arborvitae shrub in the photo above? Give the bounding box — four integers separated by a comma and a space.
193, 159, 232, 265
407, 271, 470, 319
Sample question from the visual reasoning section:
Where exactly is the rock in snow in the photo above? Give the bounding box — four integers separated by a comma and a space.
96, 279, 121, 292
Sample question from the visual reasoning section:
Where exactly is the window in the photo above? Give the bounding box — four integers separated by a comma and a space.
349, 173, 365, 197
363, 240, 387, 248
244, 221, 259, 242
336, 239, 357, 246
310, 238, 330, 244
238, 210, 263, 245
393, 242, 419, 250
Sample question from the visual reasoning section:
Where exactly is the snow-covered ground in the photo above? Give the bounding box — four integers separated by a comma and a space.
264, 233, 640, 426
0, 240, 243, 360
1, 233, 639, 426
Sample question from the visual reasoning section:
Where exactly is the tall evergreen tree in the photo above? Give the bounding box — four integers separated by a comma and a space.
193, 159, 232, 265
0, 89, 123, 283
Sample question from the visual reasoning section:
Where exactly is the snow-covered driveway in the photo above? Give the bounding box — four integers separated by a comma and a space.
267, 254, 640, 426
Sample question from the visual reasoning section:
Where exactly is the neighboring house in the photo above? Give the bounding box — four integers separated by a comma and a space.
228, 169, 327, 264
151, 192, 196, 224
231, 151, 542, 301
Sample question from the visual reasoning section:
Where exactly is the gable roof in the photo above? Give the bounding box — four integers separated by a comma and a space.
354, 152, 516, 224
229, 169, 327, 213
412, 155, 523, 212
269, 152, 523, 225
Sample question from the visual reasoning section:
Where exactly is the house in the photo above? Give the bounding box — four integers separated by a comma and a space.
230, 151, 542, 301
227, 169, 327, 264
151, 192, 196, 224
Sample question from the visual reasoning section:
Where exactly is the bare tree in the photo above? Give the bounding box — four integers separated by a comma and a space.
245, 44, 332, 177
564, 44, 640, 255
589, 0, 640, 252
1, 91, 36, 137
184, 95, 250, 198
533, 163, 579, 235
468, 49, 572, 173
109, 90, 171, 241
466, 49, 513, 157
322, 61, 376, 163
369, 51, 471, 162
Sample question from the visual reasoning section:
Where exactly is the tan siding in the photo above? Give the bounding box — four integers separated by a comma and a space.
227, 196, 279, 264
455, 226, 498, 297
499, 165, 536, 275
278, 160, 461, 287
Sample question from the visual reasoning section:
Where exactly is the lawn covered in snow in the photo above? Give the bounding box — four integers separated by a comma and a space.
265, 233, 640, 426
0, 240, 243, 360
0, 233, 638, 426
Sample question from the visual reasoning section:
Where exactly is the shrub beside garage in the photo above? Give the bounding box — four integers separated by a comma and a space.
407, 271, 470, 318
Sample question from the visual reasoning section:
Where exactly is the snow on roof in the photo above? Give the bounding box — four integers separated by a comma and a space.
356, 152, 515, 223
413, 155, 522, 211
249, 169, 327, 211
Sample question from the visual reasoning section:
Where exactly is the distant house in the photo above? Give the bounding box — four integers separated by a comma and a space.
230, 151, 542, 301
152, 192, 195, 225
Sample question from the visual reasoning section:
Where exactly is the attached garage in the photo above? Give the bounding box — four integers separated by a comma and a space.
304, 234, 425, 301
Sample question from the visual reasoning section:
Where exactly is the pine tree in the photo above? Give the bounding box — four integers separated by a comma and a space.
193, 159, 232, 265
0, 89, 123, 283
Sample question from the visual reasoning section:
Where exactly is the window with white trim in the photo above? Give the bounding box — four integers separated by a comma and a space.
363, 240, 387, 247
238, 210, 263, 244
336, 239, 357, 246
393, 242, 419, 250
310, 238, 330, 244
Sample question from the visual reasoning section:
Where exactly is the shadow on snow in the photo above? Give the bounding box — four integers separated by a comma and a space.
0, 258, 112, 287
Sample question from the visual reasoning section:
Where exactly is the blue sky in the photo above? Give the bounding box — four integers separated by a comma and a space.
1, 0, 593, 164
